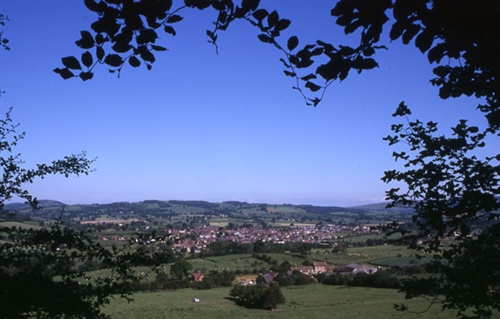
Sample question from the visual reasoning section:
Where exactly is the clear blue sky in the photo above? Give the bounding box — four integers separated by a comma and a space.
0, 0, 489, 206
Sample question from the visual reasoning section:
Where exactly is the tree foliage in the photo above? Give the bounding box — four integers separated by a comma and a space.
0, 224, 157, 319
169, 259, 193, 280
383, 103, 500, 319
229, 282, 285, 310
0, 107, 94, 211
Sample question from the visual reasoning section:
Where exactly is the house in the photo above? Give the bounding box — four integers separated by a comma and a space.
312, 262, 328, 274
289, 266, 314, 275
192, 270, 204, 282
338, 263, 378, 275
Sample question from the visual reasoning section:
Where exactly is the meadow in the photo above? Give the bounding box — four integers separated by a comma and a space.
104, 285, 458, 319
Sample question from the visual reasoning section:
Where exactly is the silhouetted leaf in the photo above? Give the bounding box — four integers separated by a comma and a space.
167, 15, 183, 23
257, 34, 272, 43
305, 81, 321, 92
415, 30, 434, 53
433, 66, 450, 78
267, 10, 279, 27
287, 36, 298, 51
301, 73, 316, 81
252, 9, 268, 21
61, 56, 82, 70
241, 0, 259, 11
389, 22, 404, 41
79, 71, 94, 81
392, 101, 411, 117
151, 45, 167, 51
402, 24, 420, 44
427, 44, 445, 64
137, 29, 158, 45
309, 97, 321, 106
95, 34, 106, 45
112, 41, 132, 53
96, 46, 105, 61
129, 56, 141, 67
53, 68, 75, 80
104, 54, 123, 67
211, 0, 225, 11
283, 70, 296, 77
279, 58, 290, 68
164, 25, 176, 36
81, 51, 93, 68
140, 50, 155, 63
275, 19, 291, 31
75, 30, 95, 49
357, 57, 378, 70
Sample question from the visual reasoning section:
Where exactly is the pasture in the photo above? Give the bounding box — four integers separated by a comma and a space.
104, 285, 458, 319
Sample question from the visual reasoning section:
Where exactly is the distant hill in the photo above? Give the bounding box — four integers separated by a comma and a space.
4, 199, 416, 215
348, 202, 414, 214
4, 200, 66, 211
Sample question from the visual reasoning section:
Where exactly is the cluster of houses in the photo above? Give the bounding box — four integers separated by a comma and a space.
230, 261, 379, 286
159, 223, 380, 254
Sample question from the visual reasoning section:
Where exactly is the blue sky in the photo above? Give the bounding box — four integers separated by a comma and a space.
0, 0, 489, 206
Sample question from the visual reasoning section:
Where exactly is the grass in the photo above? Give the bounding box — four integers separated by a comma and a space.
0, 221, 42, 229
104, 285, 458, 319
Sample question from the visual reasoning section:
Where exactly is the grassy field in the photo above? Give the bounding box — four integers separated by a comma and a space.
104, 285, 458, 319
0, 221, 42, 229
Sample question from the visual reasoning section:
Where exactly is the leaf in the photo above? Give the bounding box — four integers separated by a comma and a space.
301, 73, 316, 81
358, 57, 378, 70
305, 81, 321, 92
79, 71, 94, 81
252, 9, 268, 21
257, 34, 272, 43
211, 0, 225, 11
287, 36, 299, 51
104, 54, 124, 67
167, 14, 183, 23
392, 102, 411, 117
433, 66, 450, 78
112, 41, 132, 53
151, 45, 167, 51
53, 68, 75, 80
96, 46, 105, 61
415, 29, 434, 53
137, 29, 158, 45
164, 25, 176, 36
310, 47, 324, 56
402, 24, 420, 44
81, 51, 93, 68
140, 49, 155, 63
267, 10, 279, 27
61, 56, 82, 70
129, 56, 141, 68
283, 70, 296, 77
275, 19, 291, 31
389, 22, 404, 41
75, 31, 95, 49
427, 44, 445, 64
279, 58, 290, 68
241, 0, 260, 11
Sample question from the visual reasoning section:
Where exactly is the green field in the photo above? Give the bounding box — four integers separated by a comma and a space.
104, 285, 458, 319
